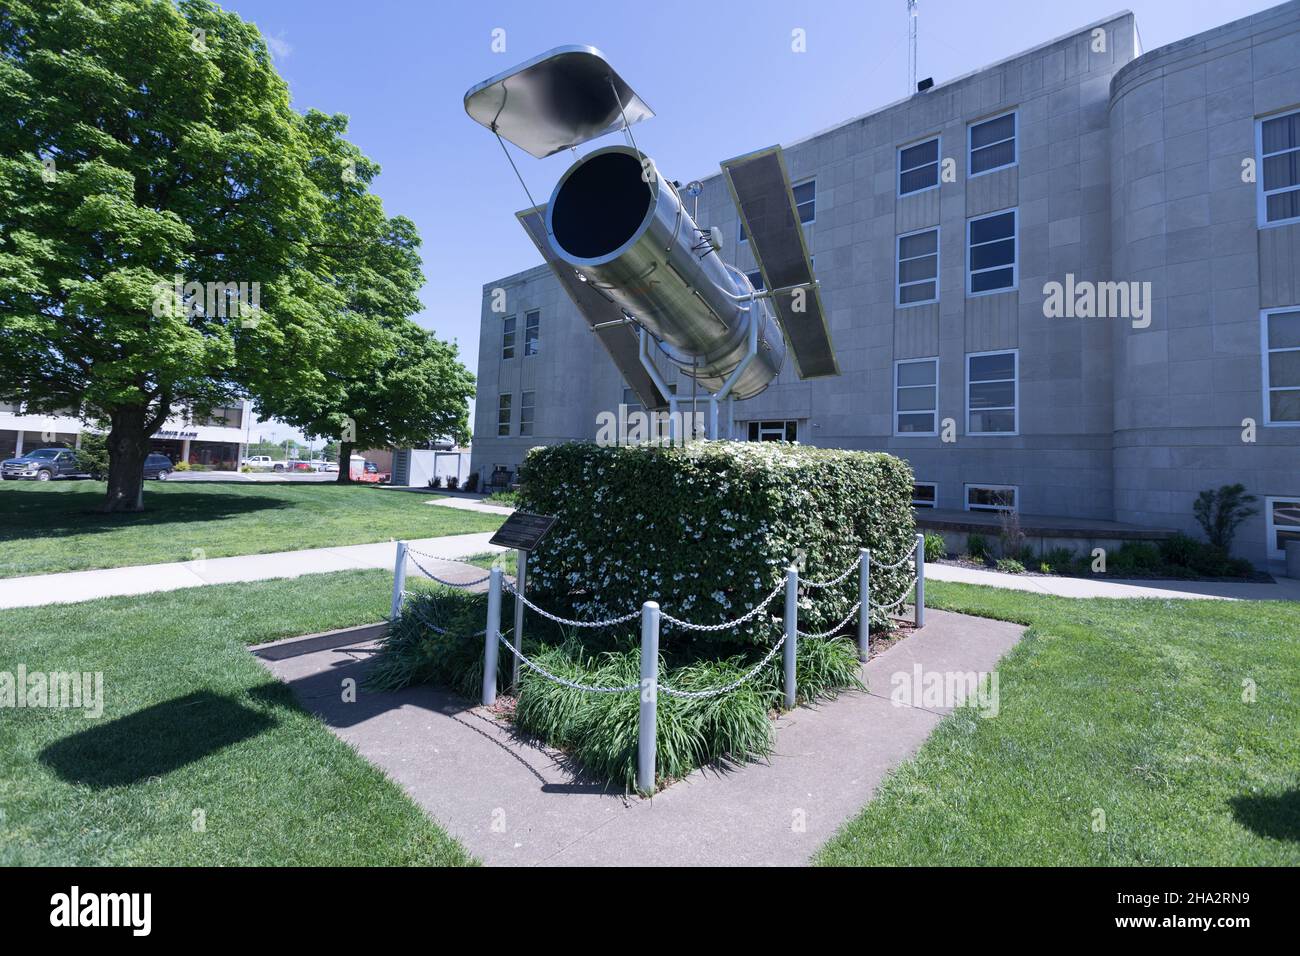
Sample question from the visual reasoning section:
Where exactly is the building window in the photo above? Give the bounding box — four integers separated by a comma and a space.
967, 350, 1018, 435
519, 391, 535, 436
894, 358, 939, 435
969, 111, 1016, 176
899, 136, 940, 195
1265, 496, 1300, 560
793, 179, 815, 224
1258, 109, 1300, 227
496, 393, 511, 436
967, 208, 1017, 295
746, 420, 798, 442
897, 227, 939, 306
965, 484, 1017, 513
739, 179, 814, 244
912, 482, 937, 508
1263, 309, 1300, 425
524, 310, 540, 356
501, 316, 516, 360
745, 269, 765, 291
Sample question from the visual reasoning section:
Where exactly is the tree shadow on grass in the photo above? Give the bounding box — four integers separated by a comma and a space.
1229, 788, 1300, 842
0, 488, 290, 542
39, 690, 276, 788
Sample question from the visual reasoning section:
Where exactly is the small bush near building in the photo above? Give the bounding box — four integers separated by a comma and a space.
515, 441, 917, 643
74, 432, 108, 480
995, 558, 1025, 574
923, 532, 946, 563
464, 472, 479, 492
966, 533, 991, 561
1193, 484, 1258, 551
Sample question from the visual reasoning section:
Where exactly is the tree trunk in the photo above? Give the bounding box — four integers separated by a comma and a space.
335, 440, 354, 484
102, 406, 151, 512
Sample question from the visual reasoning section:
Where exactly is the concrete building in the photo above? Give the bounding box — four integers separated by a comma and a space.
471, 4, 1300, 568
0, 399, 252, 469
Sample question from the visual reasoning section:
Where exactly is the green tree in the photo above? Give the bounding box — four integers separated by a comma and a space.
1192, 484, 1258, 551
0, 0, 344, 510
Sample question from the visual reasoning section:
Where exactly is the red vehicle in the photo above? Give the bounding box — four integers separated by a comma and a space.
352, 458, 390, 484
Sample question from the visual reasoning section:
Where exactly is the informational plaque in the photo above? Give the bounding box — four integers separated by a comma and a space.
488, 512, 557, 552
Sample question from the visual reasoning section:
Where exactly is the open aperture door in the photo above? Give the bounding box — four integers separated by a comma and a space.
516, 207, 668, 411
721, 146, 839, 379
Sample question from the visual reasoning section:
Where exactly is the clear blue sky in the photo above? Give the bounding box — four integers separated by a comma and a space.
218, 0, 1280, 430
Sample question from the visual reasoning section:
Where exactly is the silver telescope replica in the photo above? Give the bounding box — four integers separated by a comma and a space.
466, 46, 839, 437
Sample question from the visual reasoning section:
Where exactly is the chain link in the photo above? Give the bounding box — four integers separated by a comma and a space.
802, 557, 860, 589
797, 600, 862, 639
495, 631, 639, 694
502, 577, 641, 629
660, 579, 786, 632
871, 538, 920, 572
869, 576, 917, 612
406, 552, 491, 588
656, 632, 788, 699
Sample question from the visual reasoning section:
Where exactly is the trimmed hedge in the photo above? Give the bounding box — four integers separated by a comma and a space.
516, 441, 917, 645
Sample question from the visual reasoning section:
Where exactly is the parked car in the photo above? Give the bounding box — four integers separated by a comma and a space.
143, 452, 174, 480
319, 461, 339, 473
2, 447, 86, 481
356, 460, 390, 484
242, 455, 287, 471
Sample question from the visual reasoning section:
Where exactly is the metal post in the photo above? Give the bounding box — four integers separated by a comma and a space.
390, 541, 408, 620
482, 567, 502, 706
511, 549, 527, 690
857, 548, 870, 661
637, 601, 660, 794
914, 532, 926, 629
783, 566, 798, 709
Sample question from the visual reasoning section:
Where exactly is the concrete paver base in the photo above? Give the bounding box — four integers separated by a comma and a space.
252, 607, 1024, 866
926, 561, 1300, 600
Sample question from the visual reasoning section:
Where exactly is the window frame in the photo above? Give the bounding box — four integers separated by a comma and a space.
912, 481, 938, 508
519, 390, 535, 437
966, 348, 1019, 436
1256, 108, 1300, 228
898, 134, 941, 197
496, 393, 512, 437
501, 315, 516, 360
966, 207, 1019, 296
524, 310, 540, 356
1261, 307, 1300, 427
968, 109, 1018, 178
896, 225, 940, 307
964, 483, 1018, 514
893, 357, 940, 437
1265, 495, 1300, 560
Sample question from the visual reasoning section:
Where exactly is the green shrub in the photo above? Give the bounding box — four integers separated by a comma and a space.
923, 532, 946, 563
1042, 547, 1077, 573
485, 489, 518, 506
1111, 541, 1161, 573
1158, 533, 1254, 578
515, 442, 915, 643
368, 589, 509, 698
967, 533, 991, 560
995, 558, 1025, 574
1193, 484, 1257, 550
74, 432, 108, 479
174, 461, 190, 471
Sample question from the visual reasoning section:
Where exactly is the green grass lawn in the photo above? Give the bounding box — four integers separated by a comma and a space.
0, 480, 503, 578
0, 568, 474, 865
816, 582, 1300, 866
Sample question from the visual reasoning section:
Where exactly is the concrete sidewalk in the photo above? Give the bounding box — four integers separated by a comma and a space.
0, 533, 504, 610
253, 607, 1024, 866
926, 561, 1300, 601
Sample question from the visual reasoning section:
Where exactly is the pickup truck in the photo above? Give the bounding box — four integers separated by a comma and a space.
2, 447, 88, 481
241, 455, 288, 472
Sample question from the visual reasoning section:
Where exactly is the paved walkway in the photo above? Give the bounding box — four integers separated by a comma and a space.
252, 607, 1024, 866
926, 562, 1300, 601
425, 497, 514, 516
0, 533, 504, 609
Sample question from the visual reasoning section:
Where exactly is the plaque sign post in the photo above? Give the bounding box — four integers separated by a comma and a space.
488, 512, 558, 692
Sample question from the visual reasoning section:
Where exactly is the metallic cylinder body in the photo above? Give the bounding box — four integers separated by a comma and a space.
857, 548, 870, 662
783, 567, 798, 710
637, 601, 660, 794
914, 533, 926, 629
511, 549, 527, 690
547, 145, 785, 400
391, 541, 408, 621
482, 567, 502, 706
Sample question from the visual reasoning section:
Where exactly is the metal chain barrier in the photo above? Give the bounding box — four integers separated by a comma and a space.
495, 630, 639, 694
502, 577, 641, 629
407, 552, 491, 589
869, 576, 918, 612
404, 600, 486, 638
797, 600, 862, 640
802, 556, 859, 589
659, 579, 785, 632
656, 632, 788, 699
872, 538, 920, 572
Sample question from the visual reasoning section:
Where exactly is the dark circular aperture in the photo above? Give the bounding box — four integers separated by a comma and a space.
550, 151, 652, 259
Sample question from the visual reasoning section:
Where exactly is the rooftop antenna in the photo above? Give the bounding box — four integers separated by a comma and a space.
908, 0, 918, 94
